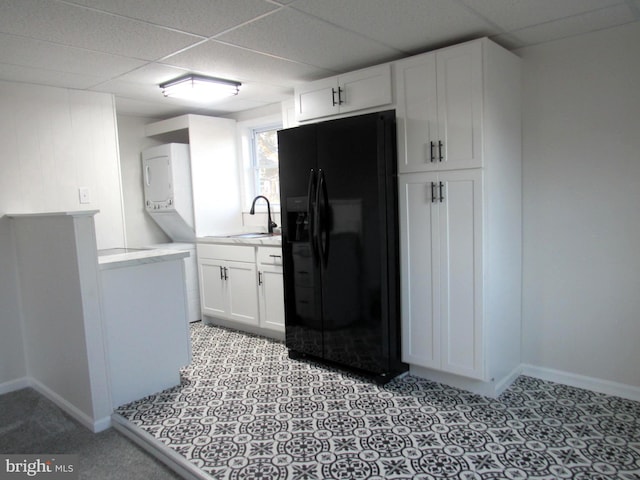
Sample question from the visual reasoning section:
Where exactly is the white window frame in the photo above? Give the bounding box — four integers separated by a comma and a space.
237, 113, 282, 213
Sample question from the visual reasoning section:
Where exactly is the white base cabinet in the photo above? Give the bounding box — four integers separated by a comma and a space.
399, 169, 483, 380
257, 247, 285, 332
397, 38, 523, 396
197, 243, 284, 337
198, 244, 259, 326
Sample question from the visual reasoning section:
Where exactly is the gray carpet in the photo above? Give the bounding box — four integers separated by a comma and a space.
0, 388, 182, 480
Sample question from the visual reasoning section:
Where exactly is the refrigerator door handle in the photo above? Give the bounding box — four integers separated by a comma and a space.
316, 169, 330, 268
307, 168, 318, 262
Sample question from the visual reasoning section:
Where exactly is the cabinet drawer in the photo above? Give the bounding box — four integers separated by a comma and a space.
197, 243, 255, 263
257, 246, 283, 266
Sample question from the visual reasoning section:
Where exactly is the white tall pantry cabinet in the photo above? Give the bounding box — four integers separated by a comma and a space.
395, 39, 522, 396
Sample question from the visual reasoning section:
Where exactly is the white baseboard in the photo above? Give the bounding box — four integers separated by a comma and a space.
409, 364, 522, 398
409, 363, 640, 402
521, 364, 640, 402
29, 378, 111, 433
0, 376, 30, 395
495, 364, 524, 396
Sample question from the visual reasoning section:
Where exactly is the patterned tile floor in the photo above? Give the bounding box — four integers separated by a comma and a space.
116, 323, 640, 480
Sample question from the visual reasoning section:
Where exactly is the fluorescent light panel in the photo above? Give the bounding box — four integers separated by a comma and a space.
160, 74, 241, 101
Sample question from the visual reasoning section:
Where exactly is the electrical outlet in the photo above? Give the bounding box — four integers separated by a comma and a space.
78, 187, 91, 204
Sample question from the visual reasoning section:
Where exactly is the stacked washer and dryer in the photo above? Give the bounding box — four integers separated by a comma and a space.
142, 143, 201, 323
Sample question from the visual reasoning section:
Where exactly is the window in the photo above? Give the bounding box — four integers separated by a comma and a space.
250, 125, 280, 207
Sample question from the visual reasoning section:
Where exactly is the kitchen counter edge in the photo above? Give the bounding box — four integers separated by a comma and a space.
197, 235, 282, 247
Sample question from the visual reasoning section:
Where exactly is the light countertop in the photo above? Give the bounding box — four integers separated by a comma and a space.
198, 234, 282, 247
97, 247, 190, 270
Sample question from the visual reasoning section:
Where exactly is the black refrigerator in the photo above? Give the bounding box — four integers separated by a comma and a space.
277, 110, 407, 382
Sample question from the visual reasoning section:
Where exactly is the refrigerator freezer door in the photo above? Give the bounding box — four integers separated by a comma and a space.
278, 125, 324, 358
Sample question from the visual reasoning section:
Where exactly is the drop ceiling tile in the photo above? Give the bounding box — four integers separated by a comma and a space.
0, 33, 146, 79
509, 4, 636, 46
231, 82, 292, 102
97, 63, 190, 89
459, 0, 625, 32
114, 97, 192, 117
192, 96, 274, 114
216, 7, 401, 71
162, 39, 333, 86
291, 0, 497, 53
0, 62, 105, 90
91, 77, 175, 103
64, 0, 280, 37
488, 32, 527, 51
0, 0, 202, 60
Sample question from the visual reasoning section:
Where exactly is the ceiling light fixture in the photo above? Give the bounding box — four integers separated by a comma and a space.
159, 74, 241, 101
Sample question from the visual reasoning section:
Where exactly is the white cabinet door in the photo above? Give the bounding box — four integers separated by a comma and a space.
396, 52, 439, 173
257, 247, 285, 333
339, 64, 392, 115
436, 42, 483, 171
399, 173, 440, 369
437, 169, 483, 379
199, 259, 227, 318
295, 76, 338, 122
226, 261, 259, 326
396, 41, 483, 173
399, 169, 484, 380
295, 64, 392, 121
259, 265, 285, 332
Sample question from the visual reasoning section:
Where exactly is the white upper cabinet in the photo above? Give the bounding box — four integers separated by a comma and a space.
395, 41, 483, 173
295, 64, 392, 122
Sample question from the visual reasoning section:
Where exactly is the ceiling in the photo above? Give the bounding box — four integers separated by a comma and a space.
1, 0, 639, 119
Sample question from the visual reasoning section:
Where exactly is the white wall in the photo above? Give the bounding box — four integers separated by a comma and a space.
0, 216, 26, 390
519, 22, 640, 389
0, 81, 125, 389
0, 81, 125, 248
116, 114, 170, 247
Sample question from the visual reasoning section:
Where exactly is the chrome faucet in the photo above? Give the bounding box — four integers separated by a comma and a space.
249, 195, 278, 234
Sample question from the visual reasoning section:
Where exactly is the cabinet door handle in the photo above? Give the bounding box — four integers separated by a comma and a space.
332, 88, 338, 106
438, 141, 444, 162
431, 182, 437, 203
219, 266, 224, 280
337, 86, 344, 105
258, 271, 263, 285
439, 181, 445, 202
429, 141, 436, 162
269, 254, 282, 259
223, 267, 228, 280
